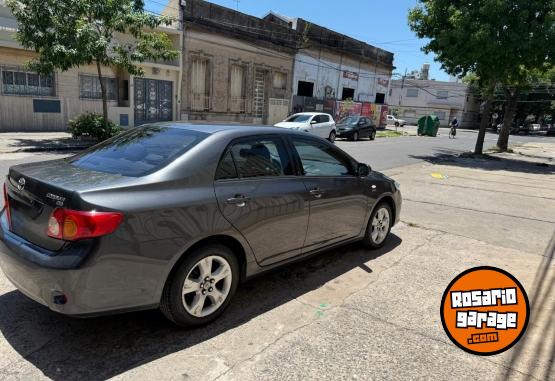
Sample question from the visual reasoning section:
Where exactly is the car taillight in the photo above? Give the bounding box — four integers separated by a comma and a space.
3, 183, 12, 230
47, 208, 123, 241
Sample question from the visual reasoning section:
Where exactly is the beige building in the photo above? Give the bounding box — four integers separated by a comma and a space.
180, 0, 297, 125
0, 0, 182, 131
389, 75, 481, 128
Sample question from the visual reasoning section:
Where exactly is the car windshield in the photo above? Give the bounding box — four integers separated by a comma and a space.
285, 114, 312, 122
69, 126, 208, 177
339, 117, 359, 124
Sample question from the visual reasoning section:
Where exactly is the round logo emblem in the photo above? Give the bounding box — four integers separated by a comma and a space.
440, 266, 529, 356
17, 177, 26, 191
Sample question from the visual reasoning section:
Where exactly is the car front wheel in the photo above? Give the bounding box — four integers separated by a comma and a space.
161, 244, 239, 327
362, 203, 392, 249
328, 130, 336, 143
370, 131, 376, 140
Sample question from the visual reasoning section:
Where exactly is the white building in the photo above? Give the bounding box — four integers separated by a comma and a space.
389, 75, 480, 128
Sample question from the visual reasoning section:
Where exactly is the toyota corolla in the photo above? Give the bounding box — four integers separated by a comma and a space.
0, 123, 401, 327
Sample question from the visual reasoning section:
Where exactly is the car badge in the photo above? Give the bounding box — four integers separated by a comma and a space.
17, 177, 26, 191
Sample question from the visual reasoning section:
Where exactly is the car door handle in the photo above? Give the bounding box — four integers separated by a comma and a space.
309, 189, 324, 198
225, 195, 250, 207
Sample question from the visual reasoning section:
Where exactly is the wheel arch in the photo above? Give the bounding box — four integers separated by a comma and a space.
374, 194, 397, 226
161, 234, 248, 300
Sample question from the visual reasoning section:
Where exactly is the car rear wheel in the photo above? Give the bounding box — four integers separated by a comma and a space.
352, 131, 359, 141
370, 131, 376, 140
362, 203, 392, 249
328, 130, 336, 143
160, 244, 239, 327
394, 122, 399, 127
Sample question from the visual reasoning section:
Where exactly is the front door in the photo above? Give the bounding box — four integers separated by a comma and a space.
289, 136, 369, 251
214, 136, 310, 266
134, 78, 173, 126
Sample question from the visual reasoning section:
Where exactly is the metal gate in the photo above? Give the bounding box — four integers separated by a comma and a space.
253, 69, 267, 122
134, 78, 173, 126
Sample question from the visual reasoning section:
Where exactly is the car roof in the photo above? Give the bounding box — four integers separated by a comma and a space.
292, 112, 330, 116
140, 121, 307, 136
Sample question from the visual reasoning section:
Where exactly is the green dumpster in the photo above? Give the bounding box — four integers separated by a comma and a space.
417, 115, 440, 136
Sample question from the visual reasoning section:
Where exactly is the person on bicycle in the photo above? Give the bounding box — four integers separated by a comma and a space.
449, 117, 459, 138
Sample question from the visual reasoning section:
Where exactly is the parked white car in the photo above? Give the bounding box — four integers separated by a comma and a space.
386, 115, 406, 127
274, 112, 337, 142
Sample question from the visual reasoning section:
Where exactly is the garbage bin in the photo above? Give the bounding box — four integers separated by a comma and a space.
417, 115, 440, 137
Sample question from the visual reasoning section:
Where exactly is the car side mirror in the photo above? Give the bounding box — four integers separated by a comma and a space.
310, 120, 317, 124
358, 163, 371, 177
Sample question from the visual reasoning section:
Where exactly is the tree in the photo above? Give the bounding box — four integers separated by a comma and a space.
7, 0, 179, 128
409, 0, 555, 154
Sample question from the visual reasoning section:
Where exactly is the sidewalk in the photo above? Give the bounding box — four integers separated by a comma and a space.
0, 132, 93, 154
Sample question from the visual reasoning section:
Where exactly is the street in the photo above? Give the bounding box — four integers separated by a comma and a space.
0, 132, 553, 380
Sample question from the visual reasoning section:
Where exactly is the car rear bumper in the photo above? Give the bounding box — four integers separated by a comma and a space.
0, 209, 160, 316
336, 129, 355, 138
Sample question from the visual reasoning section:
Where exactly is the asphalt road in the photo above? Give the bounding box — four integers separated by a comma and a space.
336, 128, 554, 171
0, 129, 552, 178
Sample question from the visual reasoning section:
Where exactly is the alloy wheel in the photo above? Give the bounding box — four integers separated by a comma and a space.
371, 207, 390, 244
182, 255, 233, 318
329, 130, 336, 143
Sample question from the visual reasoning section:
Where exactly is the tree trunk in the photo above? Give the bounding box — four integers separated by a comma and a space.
474, 81, 496, 155
96, 60, 108, 127
474, 98, 493, 154
496, 88, 519, 152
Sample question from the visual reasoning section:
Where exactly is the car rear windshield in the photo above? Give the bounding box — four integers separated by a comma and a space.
69, 126, 208, 177
285, 114, 311, 122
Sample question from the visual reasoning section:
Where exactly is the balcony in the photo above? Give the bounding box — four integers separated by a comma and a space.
229, 96, 246, 113
189, 93, 210, 111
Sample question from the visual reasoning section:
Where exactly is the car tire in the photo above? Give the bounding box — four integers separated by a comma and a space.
394, 122, 399, 127
328, 130, 336, 143
353, 131, 359, 141
362, 202, 392, 249
370, 131, 376, 140
160, 244, 240, 328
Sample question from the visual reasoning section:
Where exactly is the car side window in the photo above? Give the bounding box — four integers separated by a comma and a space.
291, 138, 355, 177
312, 115, 320, 124
319, 114, 330, 123
220, 137, 292, 179
215, 150, 238, 180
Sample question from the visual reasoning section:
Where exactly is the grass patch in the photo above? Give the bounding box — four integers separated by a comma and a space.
376, 130, 404, 138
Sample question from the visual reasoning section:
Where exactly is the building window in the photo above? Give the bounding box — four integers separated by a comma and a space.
273, 71, 287, 99
375, 93, 385, 104
297, 81, 314, 97
1, 69, 55, 96
436, 90, 448, 99
403, 109, 417, 118
434, 111, 446, 120
406, 88, 419, 97
341, 87, 355, 100
190, 56, 210, 111
229, 64, 246, 113
79, 74, 117, 100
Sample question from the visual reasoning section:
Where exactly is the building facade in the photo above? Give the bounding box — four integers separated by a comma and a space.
0, 0, 182, 131
263, 13, 394, 126
180, 0, 297, 125
389, 74, 480, 128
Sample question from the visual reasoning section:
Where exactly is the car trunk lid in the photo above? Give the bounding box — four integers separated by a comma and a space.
5, 159, 128, 251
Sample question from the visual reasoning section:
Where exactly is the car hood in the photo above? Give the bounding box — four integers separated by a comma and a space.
274, 122, 309, 129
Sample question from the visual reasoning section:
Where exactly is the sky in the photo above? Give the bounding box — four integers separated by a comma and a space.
146, 0, 450, 81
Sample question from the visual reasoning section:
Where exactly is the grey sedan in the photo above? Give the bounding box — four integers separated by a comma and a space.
0, 123, 401, 327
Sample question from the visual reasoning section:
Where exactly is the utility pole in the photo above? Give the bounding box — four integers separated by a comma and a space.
399, 67, 407, 106
234, 0, 239, 11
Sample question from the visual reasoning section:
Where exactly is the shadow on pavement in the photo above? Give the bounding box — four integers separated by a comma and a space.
0, 235, 401, 380
409, 150, 554, 175
504, 231, 555, 381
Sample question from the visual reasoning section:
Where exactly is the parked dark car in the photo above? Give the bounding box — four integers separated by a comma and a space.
0, 123, 401, 327
336, 116, 377, 141
546, 124, 555, 136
